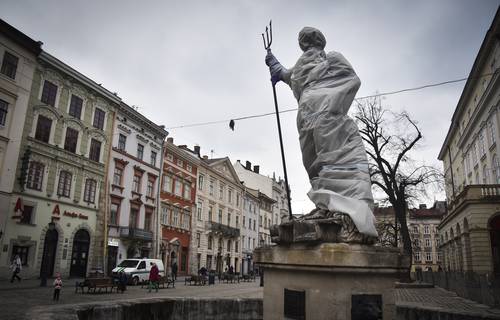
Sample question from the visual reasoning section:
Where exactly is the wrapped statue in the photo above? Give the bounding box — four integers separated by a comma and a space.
266, 27, 378, 244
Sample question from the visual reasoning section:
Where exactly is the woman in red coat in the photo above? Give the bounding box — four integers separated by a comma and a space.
148, 263, 160, 293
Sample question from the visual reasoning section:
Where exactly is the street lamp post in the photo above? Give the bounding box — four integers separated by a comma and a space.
40, 220, 56, 287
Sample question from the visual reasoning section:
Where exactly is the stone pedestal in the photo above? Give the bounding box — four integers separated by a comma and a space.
255, 243, 409, 320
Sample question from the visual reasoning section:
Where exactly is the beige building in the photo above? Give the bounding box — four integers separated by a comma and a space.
374, 202, 445, 272
189, 148, 244, 274
0, 20, 41, 276
437, 10, 500, 274
408, 203, 446, 272
1, 32, 120, 278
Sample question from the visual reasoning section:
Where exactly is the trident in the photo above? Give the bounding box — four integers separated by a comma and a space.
262, 21, 293, 219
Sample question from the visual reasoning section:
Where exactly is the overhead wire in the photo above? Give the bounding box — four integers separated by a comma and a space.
165, 71, 498, 130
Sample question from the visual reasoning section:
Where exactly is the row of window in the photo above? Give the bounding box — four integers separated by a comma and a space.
162, 174, 192, 200
160, 205, 191, 230
34, 114, 103, 162
199, 235, 240, 253
414, 251, 442, 263
198, 174, 240, 205
412, 224, 436, 234
27, 161, 97, 203
414, 238, 440, 248
117, 134, 158, 167
464, 121, 497, 173
109, 201, 154, 231
40, 79, 107, 128
112, 165, 157, 198
165, 152, 193, 173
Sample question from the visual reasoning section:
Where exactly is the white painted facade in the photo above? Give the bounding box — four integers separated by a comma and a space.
241, 187, 260, 274
106, 103, 167, 274
190, 157, 244, 274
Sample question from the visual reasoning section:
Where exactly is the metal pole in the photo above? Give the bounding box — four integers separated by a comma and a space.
270, 84, 293, 219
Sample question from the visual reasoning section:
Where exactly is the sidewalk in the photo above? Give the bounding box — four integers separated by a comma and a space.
1, 278, 500, 319
397, 286, 500, 319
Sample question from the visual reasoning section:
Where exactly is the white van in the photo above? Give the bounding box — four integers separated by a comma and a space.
112, 258, 165, 285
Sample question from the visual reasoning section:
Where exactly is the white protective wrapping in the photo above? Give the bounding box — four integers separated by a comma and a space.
281, 27, 378, 237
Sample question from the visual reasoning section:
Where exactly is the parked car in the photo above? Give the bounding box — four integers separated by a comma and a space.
112, 258, 165, 285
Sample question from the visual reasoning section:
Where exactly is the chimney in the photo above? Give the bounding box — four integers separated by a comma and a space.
194, 145, 200, 156
245, 161, 251, 170
253, 165, 260, 174
203, 155, 208, 160
167, 137, 174, 143
419, 204, 427, 209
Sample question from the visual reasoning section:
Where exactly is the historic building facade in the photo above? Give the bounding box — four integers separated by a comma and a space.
0, 20, 41, 278
409, 203, 446, 272
3, 49, 120, 278
105, 102, 167, 275
190, 152, 243, 274
438, 11, 500, 275
374, 202, 446, 273
241, 186, 260, 274
158, 138, 197, 277
234, 160, 288, 246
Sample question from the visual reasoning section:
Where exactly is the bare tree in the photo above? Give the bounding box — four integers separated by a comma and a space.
355, 97, 441, 262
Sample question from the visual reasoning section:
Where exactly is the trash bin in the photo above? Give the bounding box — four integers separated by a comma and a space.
208, 271, 215, 285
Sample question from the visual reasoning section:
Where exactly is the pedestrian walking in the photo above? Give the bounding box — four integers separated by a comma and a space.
10, 254, 22, 283
171, 262, 178, 281
148, 263, 159, 293
118, 271, 127, 293
53, 273, 62, 301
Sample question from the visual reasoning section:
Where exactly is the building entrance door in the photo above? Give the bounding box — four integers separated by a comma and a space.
490, 216, 500, 274
70, 229, 90, 277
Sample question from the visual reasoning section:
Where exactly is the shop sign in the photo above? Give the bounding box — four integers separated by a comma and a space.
63, 210, 89, 220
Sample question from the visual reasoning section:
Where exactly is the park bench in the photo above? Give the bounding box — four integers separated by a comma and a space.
75, 277, 116, 293
141, 275, 175, 289
185, 274, 206, 285
219, 272, 239, 284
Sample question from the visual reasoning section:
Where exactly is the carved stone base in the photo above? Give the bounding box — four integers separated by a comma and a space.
271, 210, 376, 245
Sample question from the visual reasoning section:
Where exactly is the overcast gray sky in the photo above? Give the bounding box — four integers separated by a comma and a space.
2, 0, 498, 214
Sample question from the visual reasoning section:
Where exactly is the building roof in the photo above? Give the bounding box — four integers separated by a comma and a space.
438, 7, 500, 160
0, 19, 42, 56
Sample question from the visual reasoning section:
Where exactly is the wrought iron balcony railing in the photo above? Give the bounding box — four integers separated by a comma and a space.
119, 227, 153, 241
205, 221, 240, 238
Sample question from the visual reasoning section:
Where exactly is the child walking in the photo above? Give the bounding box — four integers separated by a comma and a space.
53, 273, 62, 301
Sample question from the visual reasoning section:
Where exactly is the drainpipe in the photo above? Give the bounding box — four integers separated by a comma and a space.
155, 137, 167, 258
447, 146, 456, 198
103, 110, 117, 274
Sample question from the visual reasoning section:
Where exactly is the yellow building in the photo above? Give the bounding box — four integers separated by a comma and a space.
437, 9, 500, 274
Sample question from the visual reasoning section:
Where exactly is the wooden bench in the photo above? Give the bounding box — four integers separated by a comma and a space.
185, 274, 206, 286
75, 277, 116, 293
219, 272, 239, 284
142, 275, 175, 289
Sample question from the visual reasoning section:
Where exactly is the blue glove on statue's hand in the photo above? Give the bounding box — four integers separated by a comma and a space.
265, 50, 285, 85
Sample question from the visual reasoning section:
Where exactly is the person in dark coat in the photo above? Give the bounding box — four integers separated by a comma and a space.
118, 271, 127, 293
171, 262, 178, 281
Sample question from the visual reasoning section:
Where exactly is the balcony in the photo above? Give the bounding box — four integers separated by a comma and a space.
447, 184, 500, 215
205, 221, 240, 238
120, 227, 153, 241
